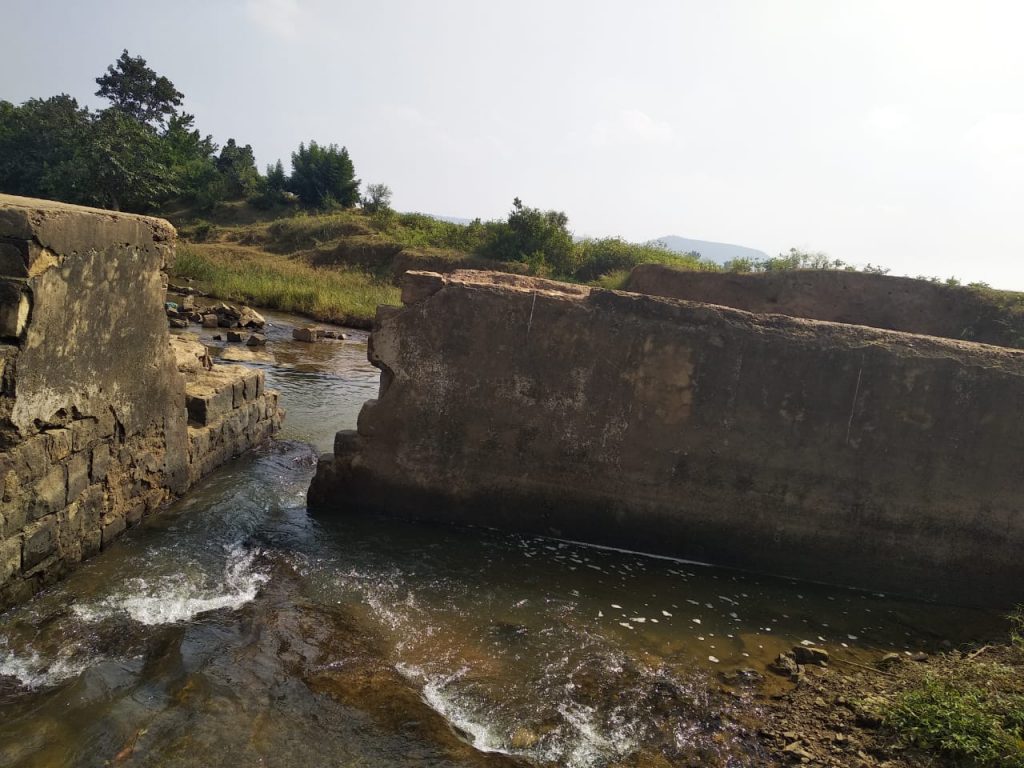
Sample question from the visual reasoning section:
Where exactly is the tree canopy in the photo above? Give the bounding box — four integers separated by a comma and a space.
288, 142, 360, 208
95, 50, 184, 128
0, 51, 364, 214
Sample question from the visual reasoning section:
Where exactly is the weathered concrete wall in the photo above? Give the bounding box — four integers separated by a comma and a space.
310, 270, 1024, 607
0, 195, 281, 610
626, 264, 1021, 346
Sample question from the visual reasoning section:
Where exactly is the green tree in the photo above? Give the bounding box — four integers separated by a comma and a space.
95, 49, 183, 128
480, 198, 575, 275
288, 141, 360, 208
266, 160, 287, 193
83, 109, 177, 211
216, 138, 260, 199
0, 95, 93, 202
361, 182, 392, 213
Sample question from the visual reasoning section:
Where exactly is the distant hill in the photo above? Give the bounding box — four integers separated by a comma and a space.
653, 236, 769, 266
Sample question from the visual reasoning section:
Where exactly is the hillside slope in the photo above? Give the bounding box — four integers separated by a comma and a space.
654, 235, 769, 265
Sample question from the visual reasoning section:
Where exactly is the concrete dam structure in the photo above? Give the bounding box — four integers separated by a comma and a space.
309, 269, 1024, 607
626, 262, 1022, 347
0, 195, 282, 611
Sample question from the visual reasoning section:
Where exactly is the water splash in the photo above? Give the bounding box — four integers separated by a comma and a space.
0, 640, 93, 690
72, 543, 268, 626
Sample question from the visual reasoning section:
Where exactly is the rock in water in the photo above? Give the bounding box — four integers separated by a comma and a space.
238, 306, 266, 329
292, 327, 320, 342
226, 331, 244, 343
246, 334, 267, 347
791, 646, 829, 666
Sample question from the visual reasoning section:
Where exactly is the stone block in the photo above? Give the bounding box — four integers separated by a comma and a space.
71, 417, 102, 452
77, 484, 104, 530
202, 314, 219, 328
30, 464, 66, 521
186, 386, 234, 426
10, 436, 47, 485
292, 327, 319, 342
242, 371, 260, 402
0, 535, 21, 583
91, 442, 111, 482
45, 428, 72, 462
1, 494, 28, 539
22, 518, 56, 569
0, 279, 29, 339
66, 452, 89, 504
101, 515, 126, 547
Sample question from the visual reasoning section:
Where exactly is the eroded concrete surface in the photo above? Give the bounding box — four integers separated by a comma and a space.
310, 270, 1024, 607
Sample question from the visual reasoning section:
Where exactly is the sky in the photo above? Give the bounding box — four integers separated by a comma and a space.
3, 1, 1024, 287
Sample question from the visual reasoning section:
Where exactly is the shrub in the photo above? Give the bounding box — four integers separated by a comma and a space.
884, 676, 1024, 767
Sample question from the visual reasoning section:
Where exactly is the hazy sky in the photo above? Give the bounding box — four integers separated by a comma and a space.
4, 1, 1024, 287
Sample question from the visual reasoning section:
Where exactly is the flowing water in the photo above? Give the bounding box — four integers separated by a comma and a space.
0, 310, 1004, 767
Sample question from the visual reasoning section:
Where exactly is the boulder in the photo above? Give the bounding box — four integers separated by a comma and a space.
226, 331, 244, 343
201, 314, 219, 328
169, 317, 189, 329
292, 327, 320, 343
238, 306, 266, 329
246, 333, 267, 347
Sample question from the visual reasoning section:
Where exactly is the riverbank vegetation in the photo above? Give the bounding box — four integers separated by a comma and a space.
757, 615, 1024, 768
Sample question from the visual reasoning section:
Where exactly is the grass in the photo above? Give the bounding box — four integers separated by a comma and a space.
876, 612, 1024, 768
884, 676, 1024, 767
172, 244, 399, 328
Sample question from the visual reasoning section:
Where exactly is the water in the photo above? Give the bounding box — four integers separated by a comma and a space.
0, 309, 1004, 767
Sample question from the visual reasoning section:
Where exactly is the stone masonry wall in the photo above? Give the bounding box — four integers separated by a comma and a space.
309, 270, 1024, 607
0, 195, 281, 611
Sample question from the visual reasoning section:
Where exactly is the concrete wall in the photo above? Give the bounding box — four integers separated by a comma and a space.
0, 195, 281, 610
626, 264, 1020, 346
310, 270, 1024, 607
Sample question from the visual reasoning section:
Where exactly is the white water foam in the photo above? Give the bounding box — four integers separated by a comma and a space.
397, 661, 641, 768
0, 641, 92, 690
72, 544, 268, 625
396, 664, 509, 754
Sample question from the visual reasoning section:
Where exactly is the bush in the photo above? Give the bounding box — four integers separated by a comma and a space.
572, 237, 707, 282
477, 198, 575, 275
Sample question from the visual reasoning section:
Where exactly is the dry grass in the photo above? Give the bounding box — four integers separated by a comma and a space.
172, 243, 399, 327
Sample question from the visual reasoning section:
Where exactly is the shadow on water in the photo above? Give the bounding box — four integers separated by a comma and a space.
0, 309, 1006, 767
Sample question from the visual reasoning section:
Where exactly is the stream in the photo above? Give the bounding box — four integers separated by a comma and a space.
0, 309, 1003, 767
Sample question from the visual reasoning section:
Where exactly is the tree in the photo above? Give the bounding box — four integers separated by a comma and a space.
216, 138, 260, 199
95, 50, 183, 128
265, 160, 287, 193
361, 183, 392, 213
481, 197, 575, 275
0, 95, 93, 203
288, 141, 360, 208
83, 109, 177, 211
